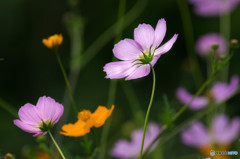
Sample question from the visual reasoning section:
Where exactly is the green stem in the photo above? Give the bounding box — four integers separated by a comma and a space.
99, 0, 126, 158
121, 82, 145, 126
55, 52, 78, 115
48, 130, 66, 159
0, 98, 18, 118
139, 64, 156, 159
142, 70, 217, 158
177, 0, 203, 87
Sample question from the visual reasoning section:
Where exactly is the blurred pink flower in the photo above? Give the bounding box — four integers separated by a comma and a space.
176, 75, 239, 110
196, 33, 227, 57
103, 18, 178, 80
189, 0, 240, 17
182, 115, 240, 148
110, 123, 161, 158
14, 96, 64, 137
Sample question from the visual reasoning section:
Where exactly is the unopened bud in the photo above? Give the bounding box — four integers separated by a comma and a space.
230, 39, 239, 49
231, 39, 239, 45
4, 153, 14, 159
211, 44, 219, 51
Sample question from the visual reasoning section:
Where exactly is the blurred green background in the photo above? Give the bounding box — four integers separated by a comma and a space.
1, 0, 240, 158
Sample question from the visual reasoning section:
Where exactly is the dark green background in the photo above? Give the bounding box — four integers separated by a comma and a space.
1, 0, 240, 158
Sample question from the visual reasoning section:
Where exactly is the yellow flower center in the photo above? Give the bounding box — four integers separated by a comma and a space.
138, 49, 154, 64
205, 91, 214, 100
78, 110, 92, 122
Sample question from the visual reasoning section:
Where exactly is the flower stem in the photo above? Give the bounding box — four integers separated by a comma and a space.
139, 64, 156, 159
55, 52, 78, 115
48, 130, 66, 159
142, 70, 217, 158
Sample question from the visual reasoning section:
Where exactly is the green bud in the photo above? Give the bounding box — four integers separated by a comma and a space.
211, 44, 219, 51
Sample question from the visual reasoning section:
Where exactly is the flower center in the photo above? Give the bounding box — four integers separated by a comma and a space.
78, 110, 92, 122
38, 120, 53, 132
205, 91, 215, 100
138, 49, 154, 64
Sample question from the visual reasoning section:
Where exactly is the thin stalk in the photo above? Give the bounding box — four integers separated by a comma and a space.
48, 130, 66, 159
218, 9, 231, 113
142, 70, 217, 158
139, 64, 156, 159
172, 71, 216, 122
0, 98, 18, 118
55, 52, 78, 115
121, 82, 145, 125
99, 0, 126, 158
177, 0, 203, 87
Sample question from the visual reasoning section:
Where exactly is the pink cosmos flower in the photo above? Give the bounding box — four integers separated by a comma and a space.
176, 75, 239, 110
195, 33, 227, 57
103, 18, 178, 80
14, 96, 64, 137
182, 115, 240, 149
110, 123, 161, 158
189, 0, 240, 17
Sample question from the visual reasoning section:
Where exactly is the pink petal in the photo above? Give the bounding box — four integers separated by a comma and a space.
151, 55, 161, 66
152, 18, 166, 49
33, 132, 47, 137
212, 76, 239, 102
14, 119, 39, 133
176, 87, 209, 110
134, 23, 155, 50
181, 121, 210, 147
103, 61, 137, 79
212, 115, 240, 144
18, 103, 41, 126
195, 33, 227, 57
125, 64, 150, 80
36, 96, 64, 123
154, 34, 178, 56
113, 38, 142, 60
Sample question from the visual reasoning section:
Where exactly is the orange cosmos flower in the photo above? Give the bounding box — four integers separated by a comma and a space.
60, 105, 114, 137
42, 34, 63, 49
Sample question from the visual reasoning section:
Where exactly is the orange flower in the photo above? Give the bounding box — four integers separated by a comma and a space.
42, 34, 63, 49
60, 105, 114, 137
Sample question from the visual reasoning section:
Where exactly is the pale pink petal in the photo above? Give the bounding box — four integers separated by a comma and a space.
18, 103, 41, 125
103, 61, 137, 79
36, 96, 64, 123
152, 18, 166, 49
110, 122, 161, 158
14, 119, 39, 133
134, 23, 155, 50
181, 121, 210, 147
154, 34, 178, 56
125, 64, 150, 80
111, 140, 139, 158
151, 55, 161, 66
33, 132, 47, 137
212, 115, 240, 144
195, 33, 227, 57
113, 38, 142, 60
176, 87, 209, 110
212, 76, 239, 102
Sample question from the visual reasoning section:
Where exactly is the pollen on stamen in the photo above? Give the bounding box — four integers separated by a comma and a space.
78, 110, 92, 122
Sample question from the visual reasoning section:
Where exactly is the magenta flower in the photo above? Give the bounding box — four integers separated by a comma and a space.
110, 123, 161, 158
182, 115, 240, 148
176, 75, 239, 110
14, 96, 64, 137
189, 0, 240, 17
103, 18, 178, 80
195, 33, 227, 57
